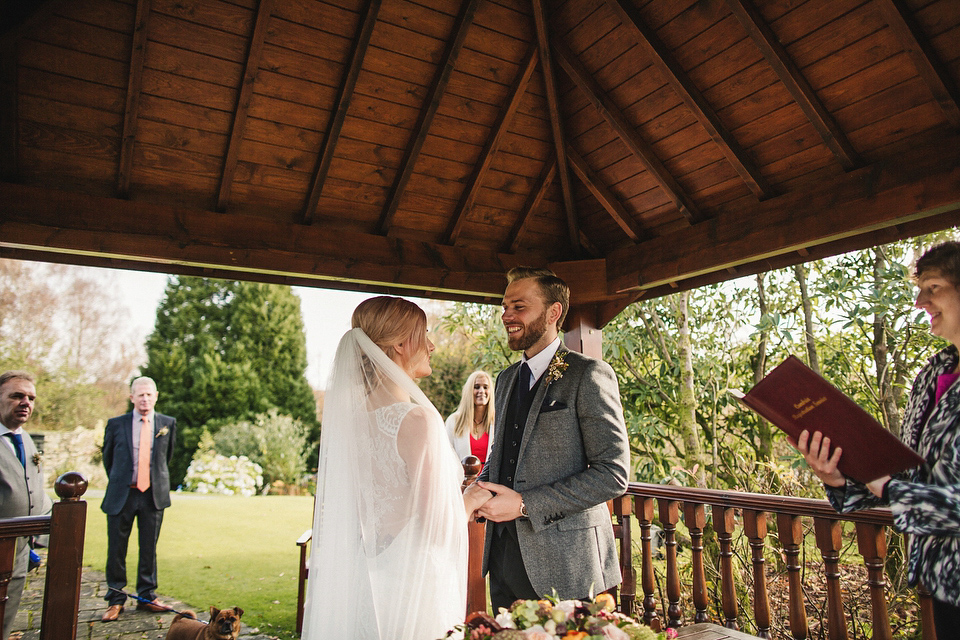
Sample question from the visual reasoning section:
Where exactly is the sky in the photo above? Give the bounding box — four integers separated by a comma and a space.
107, 267, 422, 389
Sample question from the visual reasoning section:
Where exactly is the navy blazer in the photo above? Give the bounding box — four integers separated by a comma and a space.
101, 412, 176, 515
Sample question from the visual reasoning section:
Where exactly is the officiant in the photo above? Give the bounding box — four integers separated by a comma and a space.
795, 241, 960, 638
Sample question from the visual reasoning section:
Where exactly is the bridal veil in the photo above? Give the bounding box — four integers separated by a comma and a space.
301, 328, 467, 640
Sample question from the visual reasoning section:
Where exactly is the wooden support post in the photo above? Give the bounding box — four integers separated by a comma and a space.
712, 505, 739, 629
658, 500, 682, 629
563, 304, 602, 359
813, 517, 849, 640
743, 509, 771, 638
636, 496, 660, 630
854, 522, 892, 640
613, 495, 636, 615
683, 502, 709, 623
776, 513, 809, 639
0, 536, 14, 633
39, 472, 88, 640
462, 456, 486, 616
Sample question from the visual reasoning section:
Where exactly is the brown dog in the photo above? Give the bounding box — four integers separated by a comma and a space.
164, 606, 244, 640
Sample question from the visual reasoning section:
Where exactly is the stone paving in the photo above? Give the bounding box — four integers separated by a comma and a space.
10, 555, 279, 640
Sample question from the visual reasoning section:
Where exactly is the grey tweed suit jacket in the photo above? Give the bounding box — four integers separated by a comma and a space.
479, 346, 630, 599
0, 430, 51, 576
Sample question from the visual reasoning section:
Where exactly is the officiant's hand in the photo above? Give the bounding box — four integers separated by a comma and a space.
791, 429, 845, 488
475, 481, 524, 522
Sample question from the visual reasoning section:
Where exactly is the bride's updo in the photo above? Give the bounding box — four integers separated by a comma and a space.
352, 296, 428, 365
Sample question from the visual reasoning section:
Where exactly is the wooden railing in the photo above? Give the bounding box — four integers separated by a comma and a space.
612, 482, 935, 640
0, 472, 87, 640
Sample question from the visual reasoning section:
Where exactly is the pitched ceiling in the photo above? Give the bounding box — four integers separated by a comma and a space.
2, 0, 959, 324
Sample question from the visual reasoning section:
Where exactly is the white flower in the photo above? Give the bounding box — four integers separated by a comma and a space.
524, 625, 552, 640
555, 600, 579, 619
600, 624, 630, 640
495, 610, 516, 629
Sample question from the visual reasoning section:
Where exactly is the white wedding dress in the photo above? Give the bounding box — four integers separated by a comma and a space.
301, 329, 467, 640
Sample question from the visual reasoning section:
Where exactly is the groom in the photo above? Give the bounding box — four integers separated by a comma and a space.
477, 267, 630, 611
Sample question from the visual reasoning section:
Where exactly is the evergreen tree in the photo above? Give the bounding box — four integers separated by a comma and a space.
142, 276, 317, 486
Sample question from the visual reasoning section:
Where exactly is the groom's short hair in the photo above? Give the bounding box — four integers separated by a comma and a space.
506, 267, 570, 330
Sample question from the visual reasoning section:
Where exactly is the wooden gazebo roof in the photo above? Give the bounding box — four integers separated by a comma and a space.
2, 0, 960, 325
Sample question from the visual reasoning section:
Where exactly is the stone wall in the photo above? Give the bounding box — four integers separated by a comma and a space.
36, 425, 107, 489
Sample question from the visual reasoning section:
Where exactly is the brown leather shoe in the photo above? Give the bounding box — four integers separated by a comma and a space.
135, 598, 168, 613
101, 604, 123, 622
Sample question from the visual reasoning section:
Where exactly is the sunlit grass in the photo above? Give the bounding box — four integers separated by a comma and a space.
82, 491, 314, 639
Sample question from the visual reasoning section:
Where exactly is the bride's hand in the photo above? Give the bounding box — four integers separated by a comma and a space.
463, 482, 494, 518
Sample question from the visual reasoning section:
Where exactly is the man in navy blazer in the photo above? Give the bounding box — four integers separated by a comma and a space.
100, 376, 176, 622
477, 267, 630, 611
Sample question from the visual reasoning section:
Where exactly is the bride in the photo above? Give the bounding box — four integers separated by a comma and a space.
301, 296, 491, 640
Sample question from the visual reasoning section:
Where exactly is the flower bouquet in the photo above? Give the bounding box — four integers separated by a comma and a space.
440, 594, 679, 640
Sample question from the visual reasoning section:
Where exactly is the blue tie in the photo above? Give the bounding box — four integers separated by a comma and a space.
7, 432, 25, 468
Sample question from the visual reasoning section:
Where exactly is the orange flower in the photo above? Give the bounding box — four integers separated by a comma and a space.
595, 593, 616, 612
562, 633, 588, 640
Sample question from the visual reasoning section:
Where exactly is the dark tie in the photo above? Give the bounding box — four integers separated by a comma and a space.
518, 362, 533, 402
7, 432, 25, 468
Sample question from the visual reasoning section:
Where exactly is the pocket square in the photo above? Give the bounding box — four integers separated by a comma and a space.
541, 400, 567, 412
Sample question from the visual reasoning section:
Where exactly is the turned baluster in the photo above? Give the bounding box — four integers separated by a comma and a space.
637, 496, 660, 630
918, 583, 938, 640
813, 517, 849, 640
658, 499, 682, 629
614, 495, 636, 615
683, 502, 709, 623
854, 522, 892, 640
461, 456, 486, 616
743, 509, 771, 638
712, 505, 739, 629
776, 513, 808, 639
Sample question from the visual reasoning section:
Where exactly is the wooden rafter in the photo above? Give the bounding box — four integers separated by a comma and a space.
507, 159, 556, 253
566, 145, 644, 242
532, 0, 581, 256
116, 0, 151, 198
608, 137, 960, 293
607, 0, 773, 200
376, 0, 479, 235
216, 0, 274, 213
444, 44, 539, 245
553, 39, 702, 223
725, 0, 861, 170
302, 0, 381, 224
875, 0, 960, 129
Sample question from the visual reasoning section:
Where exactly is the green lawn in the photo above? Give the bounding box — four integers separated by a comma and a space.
82, 491, 314, 639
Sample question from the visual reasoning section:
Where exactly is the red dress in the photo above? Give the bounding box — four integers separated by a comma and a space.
470, 432, 490, 466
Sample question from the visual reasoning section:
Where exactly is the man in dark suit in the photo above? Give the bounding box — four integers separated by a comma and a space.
100, 376, 176, 622
476, 267, 630, 612
0, 370, 51, 640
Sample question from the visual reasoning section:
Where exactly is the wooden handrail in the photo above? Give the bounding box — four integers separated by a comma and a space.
0, 472, 88, 640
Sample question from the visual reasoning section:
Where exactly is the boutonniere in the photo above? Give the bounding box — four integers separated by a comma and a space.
32, 453, 41, 466
545, 351, 568, 384
155, 427, 169, 438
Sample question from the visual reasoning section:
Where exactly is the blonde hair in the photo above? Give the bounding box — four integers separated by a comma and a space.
451, 371, 495, 439
352, 296, 428, 368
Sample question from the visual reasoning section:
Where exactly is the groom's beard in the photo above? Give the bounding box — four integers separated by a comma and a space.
507, 308, 549, 352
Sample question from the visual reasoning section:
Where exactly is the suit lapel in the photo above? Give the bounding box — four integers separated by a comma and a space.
490, 363, 521, 481
518, 346, 568, 462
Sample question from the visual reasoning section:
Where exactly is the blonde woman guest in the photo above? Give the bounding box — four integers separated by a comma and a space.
445, 371, 495, 465
301, 296, 491, 640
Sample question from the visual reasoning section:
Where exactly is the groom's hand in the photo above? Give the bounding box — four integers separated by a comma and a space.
475, 481, 524, 522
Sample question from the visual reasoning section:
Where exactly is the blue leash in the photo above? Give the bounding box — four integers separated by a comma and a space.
106, 588, 206, 622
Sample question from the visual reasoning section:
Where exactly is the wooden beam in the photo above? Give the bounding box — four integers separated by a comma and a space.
116, 0, 151, 198
532, 0, 581, 255
445, 44, 539, 245
506, 159, 556, 253
376, 0, 479, 235
875, 0, 960, 129
302, 0, 381, 224
216, 0, 274, 213
0, 37, 16, 181
553, 39, 701, 222
566, 145, 645, 242
725, 0, 861, 170
0, 182, 510, 302
607, 0, 773, 200
608, 137, 960, 293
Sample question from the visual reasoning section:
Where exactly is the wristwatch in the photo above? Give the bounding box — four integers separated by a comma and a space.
519, 496, 528, 518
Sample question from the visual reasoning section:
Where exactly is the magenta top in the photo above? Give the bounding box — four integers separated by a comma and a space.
935, 372, 960, 403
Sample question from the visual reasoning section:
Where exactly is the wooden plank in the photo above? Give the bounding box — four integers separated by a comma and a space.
18, 39, 129, 88
151, 0, 254, 36
376, 0, 480, 234
533, 0, 581, 255
608, 136, 960, 292
567, 145, 645, 241
0, 36, 16, 181
145, 40, 244, 89
117, 0, 151, 197
147, 11, 249, 62
445, 44, 538, 244
555, 38, 701, 221
724, 0, 860, 168
217, 0, 275, 212
507, 159, 556, 253
875, 0, 960, 128
139, 93, 234, 133
141, 68, 239, 114
607, 0, 773, 199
